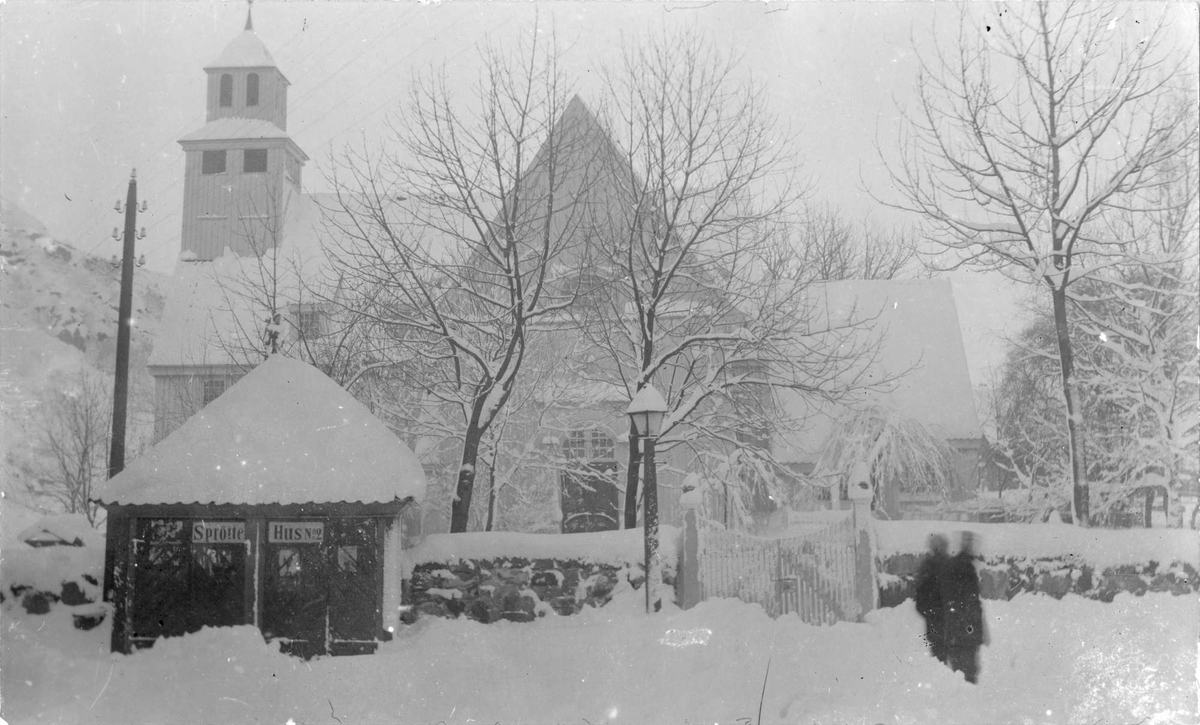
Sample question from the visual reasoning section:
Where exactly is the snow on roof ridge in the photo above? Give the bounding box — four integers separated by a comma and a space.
205, 29, 281, 72
178, 117, 292, 143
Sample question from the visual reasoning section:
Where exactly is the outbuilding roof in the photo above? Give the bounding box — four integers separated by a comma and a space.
94, 355, 426, 506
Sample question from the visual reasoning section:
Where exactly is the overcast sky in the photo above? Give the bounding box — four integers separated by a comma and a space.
2, 0, 1197, 383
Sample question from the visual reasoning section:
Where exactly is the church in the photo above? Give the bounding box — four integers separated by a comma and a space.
142, 7, 987, 540
143, 8, 697, 538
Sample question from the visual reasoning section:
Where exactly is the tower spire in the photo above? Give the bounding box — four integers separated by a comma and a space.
245, 0, 254, 31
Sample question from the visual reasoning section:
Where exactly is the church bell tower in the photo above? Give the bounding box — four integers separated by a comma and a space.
177, 4, 308, 260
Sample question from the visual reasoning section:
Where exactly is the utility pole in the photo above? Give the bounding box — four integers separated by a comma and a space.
108, 169, 147, 479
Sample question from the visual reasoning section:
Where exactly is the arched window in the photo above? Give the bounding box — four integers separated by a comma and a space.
246, 73, 259, 106
219, 74, 233, 107
563, 426, 615, 461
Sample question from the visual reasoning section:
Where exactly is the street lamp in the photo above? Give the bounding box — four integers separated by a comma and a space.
627, 384, 667, 613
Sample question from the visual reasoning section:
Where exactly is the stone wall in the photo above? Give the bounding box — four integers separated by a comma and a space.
878, 552, 1198, 607
405, 557, 675, 623
402, 527, 681, 623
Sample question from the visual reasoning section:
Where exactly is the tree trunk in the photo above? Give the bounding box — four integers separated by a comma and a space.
1051, 287, 1090, 526
450, 429, 484, 533
623, 422, 642, 530
1143, 488, 1154, 528
484, 459, 497, 532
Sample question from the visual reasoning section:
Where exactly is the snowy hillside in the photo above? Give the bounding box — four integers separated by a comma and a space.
0, 197, 168, 522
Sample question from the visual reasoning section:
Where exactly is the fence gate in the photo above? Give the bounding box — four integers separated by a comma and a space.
696, 513, 861, 624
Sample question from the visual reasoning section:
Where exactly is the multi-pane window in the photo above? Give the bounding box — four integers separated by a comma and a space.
243, 149, 268, 174
201, 378, 227, 406
219, 74, 233, 107
246, 73, 259, 106
564, 427, 615, 461
295, 308, 323, 339
201, 150, 227, 175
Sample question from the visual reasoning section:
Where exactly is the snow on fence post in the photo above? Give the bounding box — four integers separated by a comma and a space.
676, 486, 703, 610
848, 463, 878, 619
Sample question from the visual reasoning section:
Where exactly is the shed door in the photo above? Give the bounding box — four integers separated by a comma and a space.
131, 519, 190, 643
131, 519, 246, 646
263, 543, 327, 659
327, 518, 381, 654
262, 518, 382, 658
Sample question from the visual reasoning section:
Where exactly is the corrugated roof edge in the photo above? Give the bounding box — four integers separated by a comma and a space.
94, 496, 418, 508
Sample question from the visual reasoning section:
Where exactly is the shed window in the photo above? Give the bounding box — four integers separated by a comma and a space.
201, 150, 227, 175
243, 149, 268, 174
246, 73, 259, 106
219, 74, 233, 107
202, 378, 227, 406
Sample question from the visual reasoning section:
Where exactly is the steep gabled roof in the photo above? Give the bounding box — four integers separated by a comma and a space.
95, 355, 425, 506
778, 279, 983, 464
508, 95, 641, 268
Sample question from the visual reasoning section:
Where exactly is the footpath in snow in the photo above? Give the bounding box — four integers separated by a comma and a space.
3, 579, 1196, 725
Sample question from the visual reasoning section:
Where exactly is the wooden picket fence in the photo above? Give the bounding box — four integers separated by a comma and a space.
695, 511, 862, 624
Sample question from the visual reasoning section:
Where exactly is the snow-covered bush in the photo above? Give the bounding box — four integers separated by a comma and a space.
1, 514, 106, 628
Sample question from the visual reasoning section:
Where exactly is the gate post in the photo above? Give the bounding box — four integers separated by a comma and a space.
848, 464, 878, 620
676, 487, 703, 610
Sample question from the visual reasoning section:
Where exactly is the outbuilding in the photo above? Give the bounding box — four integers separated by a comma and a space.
94, 355, 425, 658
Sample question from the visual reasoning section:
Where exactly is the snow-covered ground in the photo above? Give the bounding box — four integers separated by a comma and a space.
3, 579, 1195, 725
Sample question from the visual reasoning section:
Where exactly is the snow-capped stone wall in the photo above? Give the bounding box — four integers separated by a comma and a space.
1, 531, 107, 630
874, 521, 1199, 606
403, 527, 680, 622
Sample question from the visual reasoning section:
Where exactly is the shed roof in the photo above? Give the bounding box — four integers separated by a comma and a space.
778, 279, 982, 464
95, 355, 426, 506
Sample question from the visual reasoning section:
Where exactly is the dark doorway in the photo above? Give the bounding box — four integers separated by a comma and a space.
561, 461, 620, 533
262, 518, 381, 658
263, 543, 327, 658
131, 519, 246, 647
327, 518, 382, 655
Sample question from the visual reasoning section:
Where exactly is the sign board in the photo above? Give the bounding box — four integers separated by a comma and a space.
192, 521, 246, 544
268, 521, 324, 545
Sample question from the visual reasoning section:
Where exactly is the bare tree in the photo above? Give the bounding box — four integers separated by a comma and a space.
26, 369, 111, 526
788, 203, 922, 283
575, 28, 884, 538
323, 29, 598, 533
988, 134, 1200, 526
881, 2, 1196, 525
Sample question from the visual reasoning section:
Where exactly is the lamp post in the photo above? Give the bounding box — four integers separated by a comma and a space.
627, 384, 667, 613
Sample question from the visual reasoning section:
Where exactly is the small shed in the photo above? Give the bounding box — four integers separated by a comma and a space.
94, 355, 425, 658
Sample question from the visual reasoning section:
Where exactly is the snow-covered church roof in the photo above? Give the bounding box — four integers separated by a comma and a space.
778, 279, 982, 464
95, 355, 425, 506
149, 190, 333, 369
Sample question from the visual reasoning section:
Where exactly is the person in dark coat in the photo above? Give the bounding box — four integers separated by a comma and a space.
913, 533, 949, 662
940, 531, 989, 683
